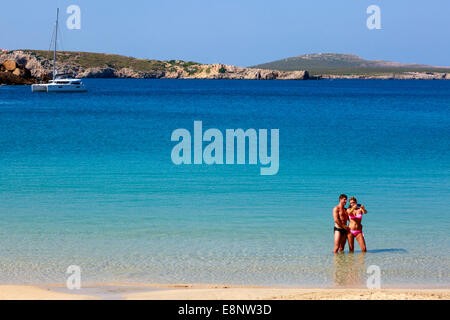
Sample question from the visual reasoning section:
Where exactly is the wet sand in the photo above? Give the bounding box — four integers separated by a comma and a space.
0, 283, 448, 300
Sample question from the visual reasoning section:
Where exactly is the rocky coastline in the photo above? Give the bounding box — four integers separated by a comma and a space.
0, 50, 448, 85
0, 50, 309, 84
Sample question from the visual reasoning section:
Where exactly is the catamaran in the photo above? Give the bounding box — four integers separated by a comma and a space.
32, 8, 87, 93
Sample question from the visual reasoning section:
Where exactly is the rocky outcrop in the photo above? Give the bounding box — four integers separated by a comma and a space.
162, 63, 309, 80
0, 51, 51, 80
0, 59, 40, 85
3, 60, 17, 71
77, 67, 116, 78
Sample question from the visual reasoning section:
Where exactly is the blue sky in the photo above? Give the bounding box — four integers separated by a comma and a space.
1, 0, 449, 66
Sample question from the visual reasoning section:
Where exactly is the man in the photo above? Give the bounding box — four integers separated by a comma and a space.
333, 194, 349, 253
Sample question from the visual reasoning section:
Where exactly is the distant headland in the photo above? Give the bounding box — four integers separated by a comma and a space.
252, 53, 450, 79
1, 50, 449, 85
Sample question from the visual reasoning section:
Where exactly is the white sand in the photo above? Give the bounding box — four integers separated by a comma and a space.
1, 284, 448, 300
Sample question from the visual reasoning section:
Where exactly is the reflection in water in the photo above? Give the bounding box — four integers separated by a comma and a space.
333, 252, 366, 287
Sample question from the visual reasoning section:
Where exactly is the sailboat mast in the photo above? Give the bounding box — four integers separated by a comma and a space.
53, 8, 59, 80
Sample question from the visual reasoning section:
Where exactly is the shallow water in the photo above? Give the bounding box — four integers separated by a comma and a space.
0, 79, 449, 287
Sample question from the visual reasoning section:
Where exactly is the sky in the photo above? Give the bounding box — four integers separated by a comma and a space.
1, 0, 449, 67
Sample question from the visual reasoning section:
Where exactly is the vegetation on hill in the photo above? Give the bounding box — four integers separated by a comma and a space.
21, 50, 201, 74
251, 53, 450, 75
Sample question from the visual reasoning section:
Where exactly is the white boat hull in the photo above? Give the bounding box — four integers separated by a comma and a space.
32, 83, 87, 92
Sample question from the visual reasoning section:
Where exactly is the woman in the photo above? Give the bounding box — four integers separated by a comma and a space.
347, 197, 367, 252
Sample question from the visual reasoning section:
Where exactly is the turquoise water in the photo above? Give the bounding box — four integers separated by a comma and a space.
0, 79, 449, 287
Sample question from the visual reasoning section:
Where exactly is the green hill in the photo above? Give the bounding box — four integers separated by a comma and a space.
251, 53, 450, 75
22, 50, 198, 74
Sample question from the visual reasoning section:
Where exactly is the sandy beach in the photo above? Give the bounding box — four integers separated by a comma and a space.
0, 284, 448, 300
0, 285, 97, 300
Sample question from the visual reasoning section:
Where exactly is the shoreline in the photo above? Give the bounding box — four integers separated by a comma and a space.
1, 77, 450, 88
0, 283, 449, 300
1, 50, 449, 85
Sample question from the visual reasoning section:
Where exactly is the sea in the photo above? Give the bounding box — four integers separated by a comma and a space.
0, 79, 449, 287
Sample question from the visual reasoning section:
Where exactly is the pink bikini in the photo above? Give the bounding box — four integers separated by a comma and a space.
349, 213, 364, 237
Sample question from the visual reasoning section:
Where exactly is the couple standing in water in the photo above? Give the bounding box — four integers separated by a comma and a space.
333, 194, 367, 253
